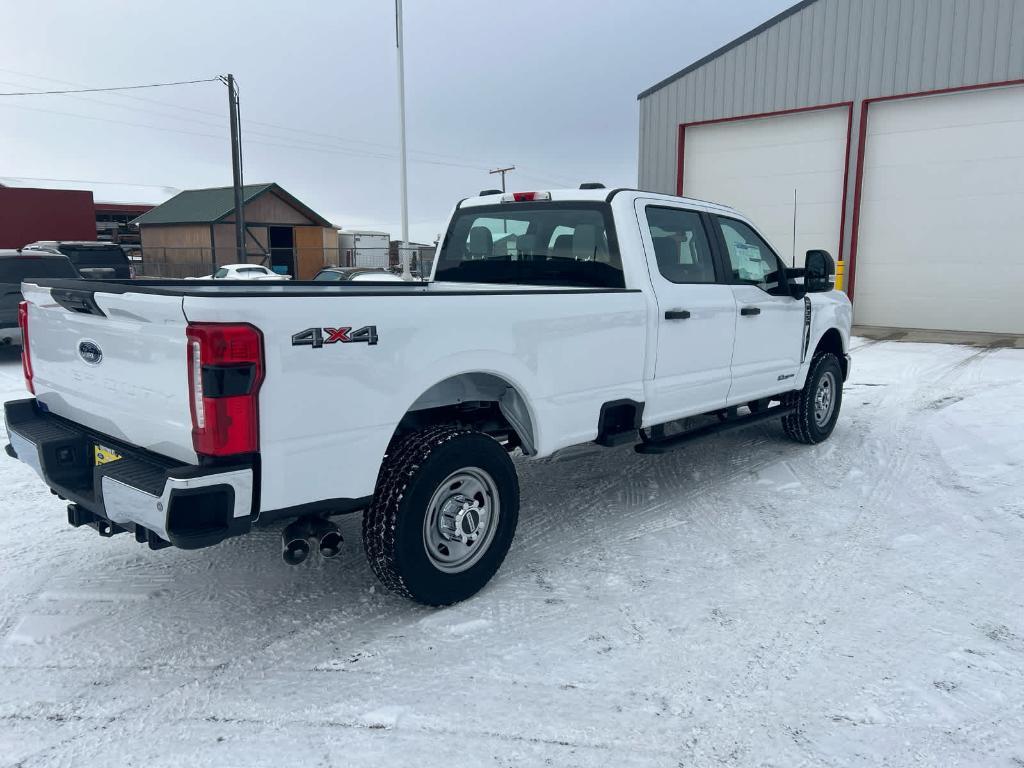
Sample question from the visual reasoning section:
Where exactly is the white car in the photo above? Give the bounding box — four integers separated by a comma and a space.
200, 264, 291, 280
7, 187, 851, 606
313, 266, 406, 283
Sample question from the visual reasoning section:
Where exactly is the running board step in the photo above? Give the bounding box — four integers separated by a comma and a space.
635, 404, 794, 455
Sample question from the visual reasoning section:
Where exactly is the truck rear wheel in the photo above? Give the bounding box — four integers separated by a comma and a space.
782, 352, 843, 444
362, 425, 519, 606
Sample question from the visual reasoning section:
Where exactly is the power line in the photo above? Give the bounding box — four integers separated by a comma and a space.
0, 68, 502, 167
0, 102, 494, 171
0, 77, 220, 97
0, 69, 579, 187
0, 176, 179, 191
0, 77, 408, 158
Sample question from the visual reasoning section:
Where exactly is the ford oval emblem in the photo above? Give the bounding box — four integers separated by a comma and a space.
78, 340, 103, 365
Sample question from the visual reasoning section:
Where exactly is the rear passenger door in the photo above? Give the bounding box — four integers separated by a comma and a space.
711, 215, 804, 404
635, 201, 737, 424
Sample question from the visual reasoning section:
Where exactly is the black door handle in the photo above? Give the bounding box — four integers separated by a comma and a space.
740, 306, 761, 316
664, 309, 691, 320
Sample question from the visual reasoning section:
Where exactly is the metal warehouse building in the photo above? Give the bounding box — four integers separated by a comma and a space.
638, 0, 1024, 334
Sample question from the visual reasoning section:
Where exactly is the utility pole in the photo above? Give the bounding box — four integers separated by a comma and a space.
395, 0, 411, 279
225, 74, 246, 263
489, 165, 515, 192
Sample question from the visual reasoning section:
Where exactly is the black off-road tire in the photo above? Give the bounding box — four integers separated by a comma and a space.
362, 424, 520, 606
781, 352, 844, 444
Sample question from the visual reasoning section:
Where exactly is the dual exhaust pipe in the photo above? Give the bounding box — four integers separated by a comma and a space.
282, 516, 343, 565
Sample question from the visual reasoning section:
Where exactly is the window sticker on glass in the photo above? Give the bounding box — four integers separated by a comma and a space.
733, 242, 767, 281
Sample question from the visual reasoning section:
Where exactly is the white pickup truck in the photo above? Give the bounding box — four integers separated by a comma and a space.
5, 187, 851, 605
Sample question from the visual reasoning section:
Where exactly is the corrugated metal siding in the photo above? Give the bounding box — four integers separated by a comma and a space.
638, 0, 1024, 197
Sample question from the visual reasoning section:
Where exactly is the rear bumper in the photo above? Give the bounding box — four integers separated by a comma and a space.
4, 398, 254, 550
0, 325, 21, 344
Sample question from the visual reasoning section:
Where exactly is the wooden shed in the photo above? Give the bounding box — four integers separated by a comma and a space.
134, 183, 337, 279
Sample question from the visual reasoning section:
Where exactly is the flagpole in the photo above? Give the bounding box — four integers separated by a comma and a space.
395, 0, 411, 279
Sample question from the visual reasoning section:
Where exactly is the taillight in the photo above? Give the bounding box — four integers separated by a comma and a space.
501, 191, 551, 203
186, 323, 264, 457
18, 301, 34, 394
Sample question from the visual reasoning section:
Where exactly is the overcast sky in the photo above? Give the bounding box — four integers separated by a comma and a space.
1, 0, 790, 243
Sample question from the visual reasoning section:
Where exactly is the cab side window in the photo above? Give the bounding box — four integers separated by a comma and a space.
716, 218, 783, 292
644, 206, 716, 284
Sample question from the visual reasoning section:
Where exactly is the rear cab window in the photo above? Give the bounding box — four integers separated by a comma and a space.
434, 203, 624, 288
58, 246, 130, 267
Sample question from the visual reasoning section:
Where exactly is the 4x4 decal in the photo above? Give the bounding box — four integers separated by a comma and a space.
292, 326, 379, 348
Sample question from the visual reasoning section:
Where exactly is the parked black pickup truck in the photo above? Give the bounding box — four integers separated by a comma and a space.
20, 241, 132, 280
0, 249, 78, 345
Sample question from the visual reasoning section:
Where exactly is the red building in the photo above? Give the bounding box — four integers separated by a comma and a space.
0, 186, 97, 248
0, 186, 154, 249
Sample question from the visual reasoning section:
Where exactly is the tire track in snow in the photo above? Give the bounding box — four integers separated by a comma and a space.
728, 342, 998, 709
724, 351, 921, 706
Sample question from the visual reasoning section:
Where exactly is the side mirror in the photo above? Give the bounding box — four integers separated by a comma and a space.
805, 249, 834, 293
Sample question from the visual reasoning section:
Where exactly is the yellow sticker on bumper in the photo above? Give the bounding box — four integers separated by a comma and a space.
94, 444, 123, 466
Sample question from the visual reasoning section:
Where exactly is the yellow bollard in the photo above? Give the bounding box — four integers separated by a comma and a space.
834, 260, 845, 291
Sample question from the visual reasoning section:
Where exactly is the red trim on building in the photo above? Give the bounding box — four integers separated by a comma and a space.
836, 104, 855, 279
845, 79, 1024, 302
846, 105, 871, 303
675, 101, 854, 270
675, 124, 686, 196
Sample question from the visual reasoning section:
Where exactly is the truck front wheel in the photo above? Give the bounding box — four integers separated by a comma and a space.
362, 425, 520, 606
782, 352, 844, 444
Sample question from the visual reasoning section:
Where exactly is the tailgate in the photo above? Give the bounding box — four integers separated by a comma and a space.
21, 283, 197, 464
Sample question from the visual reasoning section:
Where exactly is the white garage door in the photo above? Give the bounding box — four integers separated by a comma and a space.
681, 107, 849, 267
855, 85, 1024, 333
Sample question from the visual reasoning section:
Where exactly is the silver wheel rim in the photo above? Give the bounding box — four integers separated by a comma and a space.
814, 370, 837, 427
422, 467, 500, 574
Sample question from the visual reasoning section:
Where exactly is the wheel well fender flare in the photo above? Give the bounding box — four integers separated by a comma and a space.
812, 327, 848, 379
400, 370, 539, 455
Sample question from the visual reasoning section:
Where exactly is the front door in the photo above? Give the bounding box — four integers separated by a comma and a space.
636, 200, 737, 424
711, 215, 804, 404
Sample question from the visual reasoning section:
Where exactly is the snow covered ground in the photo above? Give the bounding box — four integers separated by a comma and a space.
1, 339, 1022, 767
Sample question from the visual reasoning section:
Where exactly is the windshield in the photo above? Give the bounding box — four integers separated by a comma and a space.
434, 203, 623, 288
0, 257, 78, 282
59, 246, 129, 266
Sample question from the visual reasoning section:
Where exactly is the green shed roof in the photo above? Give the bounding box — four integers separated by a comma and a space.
133, 183, 333, 227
